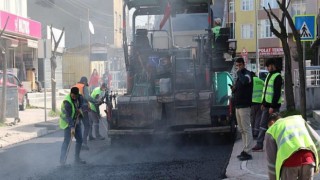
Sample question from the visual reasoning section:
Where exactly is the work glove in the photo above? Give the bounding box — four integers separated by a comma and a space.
71, 127, 75, 137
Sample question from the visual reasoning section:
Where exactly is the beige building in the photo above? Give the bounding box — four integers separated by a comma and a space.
228, 0, 319, 72
113, 0, 124, 48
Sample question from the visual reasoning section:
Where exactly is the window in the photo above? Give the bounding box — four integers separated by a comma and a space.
241, 0, 253, 11
260, 0, 279, 9
260, 19, 279, 38
241, 24, 254, 39
291, 0, 306, 16
229, 1, 234, 12
260, 19, 272, 38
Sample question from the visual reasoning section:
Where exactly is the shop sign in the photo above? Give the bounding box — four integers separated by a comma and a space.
0, 10, 41, 39
259, 48, 284, 56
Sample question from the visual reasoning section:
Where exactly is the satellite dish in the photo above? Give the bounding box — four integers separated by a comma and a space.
89, 21, 95, 35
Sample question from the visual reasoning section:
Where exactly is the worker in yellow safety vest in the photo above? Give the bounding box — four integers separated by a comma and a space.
59, 87, 86, 165
73, 76, 100, 150
250, 72, 264, 138
252, 58, 283, 152
89, 83, 107, 140
266, 113, 320, 180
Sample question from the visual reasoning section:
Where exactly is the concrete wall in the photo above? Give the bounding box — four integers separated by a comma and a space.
294, 86, 320, 110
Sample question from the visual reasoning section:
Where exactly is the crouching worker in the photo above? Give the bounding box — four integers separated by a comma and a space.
89, 83, 107, 140
59, 87, 86, 165
266, 113, 320, 180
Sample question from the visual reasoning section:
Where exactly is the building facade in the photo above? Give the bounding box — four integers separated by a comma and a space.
229, 0, 320, 72
0, 0, 42, 91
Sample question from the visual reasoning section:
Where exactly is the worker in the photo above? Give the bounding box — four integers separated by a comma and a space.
266, 113, 320, 180
59, 87, 86, 165
252, 58, 283, 151
212, 18, 221, 41
73, 77, 100, 150
89, 83, 107, 140
250, 72, 264, 138
232, 57, 254, 161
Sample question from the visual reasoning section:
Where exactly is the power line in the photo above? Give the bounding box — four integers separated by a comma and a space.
69, 0, 114, 17
39, 0, 113, 30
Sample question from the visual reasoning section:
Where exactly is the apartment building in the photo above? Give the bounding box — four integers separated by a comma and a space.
229, 0, 319, 72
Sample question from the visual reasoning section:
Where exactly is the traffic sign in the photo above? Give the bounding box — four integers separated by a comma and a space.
294, 15, 316, 41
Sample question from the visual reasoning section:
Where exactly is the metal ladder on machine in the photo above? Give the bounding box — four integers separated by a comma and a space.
173, 55, 199, 120
128, 73, 151, 121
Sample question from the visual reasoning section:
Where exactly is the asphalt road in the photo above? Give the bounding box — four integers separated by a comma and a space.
0, 128, 233, 180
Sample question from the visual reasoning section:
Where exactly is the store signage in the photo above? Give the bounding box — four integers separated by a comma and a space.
259, 48, 284, 56
0, 10, 41, 39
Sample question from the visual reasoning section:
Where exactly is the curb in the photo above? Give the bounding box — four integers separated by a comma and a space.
0, 118, 60, 149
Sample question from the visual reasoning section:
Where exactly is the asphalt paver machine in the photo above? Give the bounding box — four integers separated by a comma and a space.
108, 0, 237, 141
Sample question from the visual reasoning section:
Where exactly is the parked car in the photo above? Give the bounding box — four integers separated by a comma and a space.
0, 71, 28, 111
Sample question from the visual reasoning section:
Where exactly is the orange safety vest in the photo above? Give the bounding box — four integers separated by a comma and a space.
73, 83, 85, 95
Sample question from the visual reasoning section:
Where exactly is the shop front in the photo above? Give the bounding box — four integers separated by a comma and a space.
246, 47, 284, 72
0, 10, 41, 91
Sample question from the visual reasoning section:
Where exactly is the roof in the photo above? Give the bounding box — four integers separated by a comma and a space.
124, 0, 210, 15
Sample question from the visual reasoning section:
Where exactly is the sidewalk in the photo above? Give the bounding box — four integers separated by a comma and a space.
224, 112, 320, 180
0, 108, 59, 148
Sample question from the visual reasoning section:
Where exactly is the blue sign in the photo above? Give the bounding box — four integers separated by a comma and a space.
294, 15, 316, 41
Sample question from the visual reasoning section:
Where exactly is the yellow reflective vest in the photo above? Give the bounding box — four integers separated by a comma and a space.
261, 73, 282, 104
267, 115, 319, 180
89, 87, 103, 113
59, 94, 76, 129
252, 76, 264, 103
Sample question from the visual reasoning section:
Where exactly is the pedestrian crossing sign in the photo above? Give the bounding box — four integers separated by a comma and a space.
294, 15, 316, 41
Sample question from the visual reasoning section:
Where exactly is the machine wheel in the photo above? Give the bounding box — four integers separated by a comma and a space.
227, 115, 237, 142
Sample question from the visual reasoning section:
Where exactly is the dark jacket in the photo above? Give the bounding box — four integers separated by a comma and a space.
233, 68, 253, 108
262, 70, 282, 109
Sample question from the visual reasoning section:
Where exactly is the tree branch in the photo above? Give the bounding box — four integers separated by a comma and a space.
263, 6, 281, 37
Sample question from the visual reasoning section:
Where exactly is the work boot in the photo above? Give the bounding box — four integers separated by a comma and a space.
96, 135, 105, 140
237, 151, 245, 158
74, 158, 86, 165
89, 136, 96, 141
82, 144, 89, 151
252, 145, 263, 152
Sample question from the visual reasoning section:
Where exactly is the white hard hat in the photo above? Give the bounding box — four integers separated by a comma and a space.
214, 18, 221, 25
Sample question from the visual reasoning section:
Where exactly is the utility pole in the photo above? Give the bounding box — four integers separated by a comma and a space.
255, 0, 260, 73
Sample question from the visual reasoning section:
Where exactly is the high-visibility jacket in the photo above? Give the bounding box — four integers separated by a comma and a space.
262, 73, 282, 104
59, 94, 76, 129
212, 26, 221, 39
267, 115, 319, 180
211, 26, 221, 48
73, 83, 85, 95
89, 87, 103, 113
252, 76, 264, 103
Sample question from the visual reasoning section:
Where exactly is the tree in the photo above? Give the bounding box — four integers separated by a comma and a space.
50, 25, 65, 112
264, 0, 307, 119
0, 17, 10, 123
263, 1, 295, 111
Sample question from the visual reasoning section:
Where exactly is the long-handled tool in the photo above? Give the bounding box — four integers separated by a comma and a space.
61, 114, 80, 165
